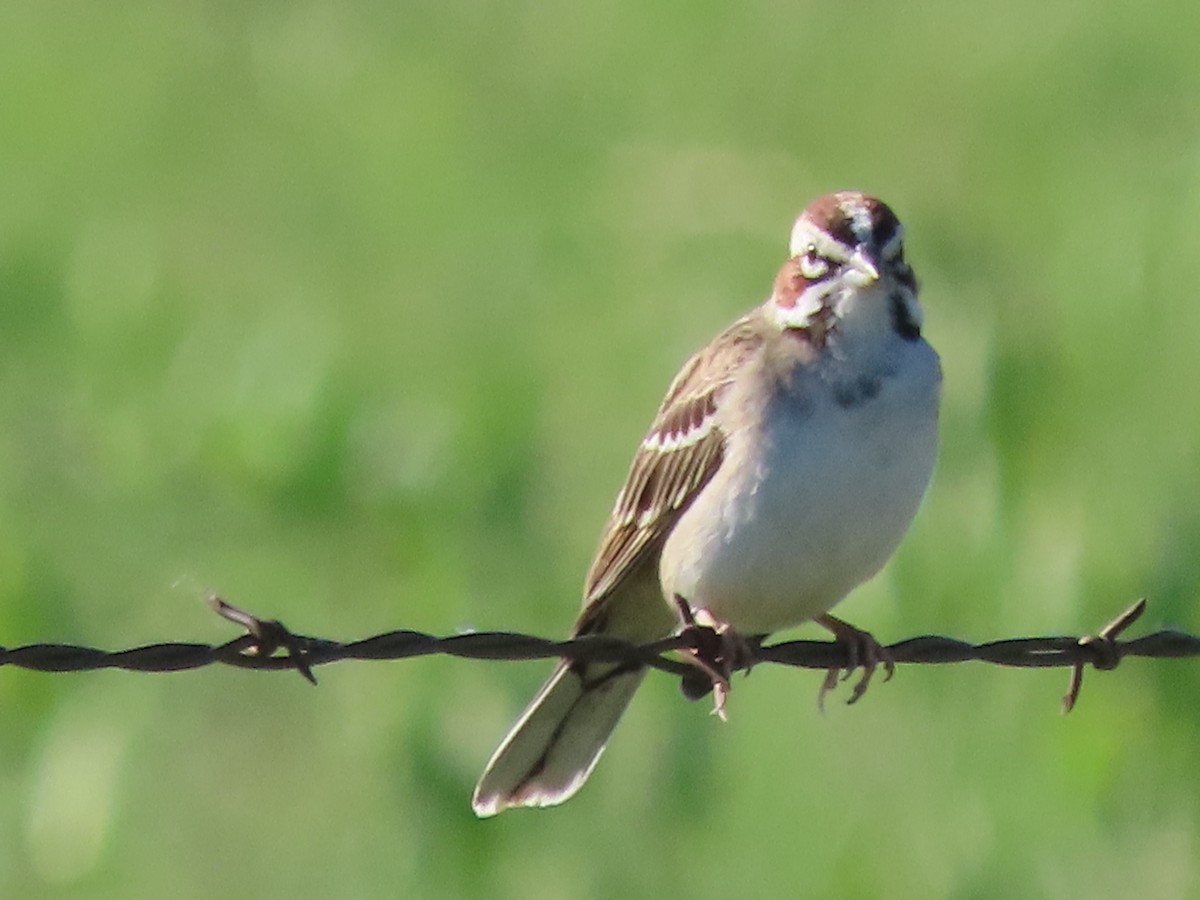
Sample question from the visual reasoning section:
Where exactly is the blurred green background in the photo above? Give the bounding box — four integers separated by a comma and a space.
2, 0, 1200, 897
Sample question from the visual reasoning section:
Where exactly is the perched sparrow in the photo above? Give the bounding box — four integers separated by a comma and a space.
473, 192, 941, 816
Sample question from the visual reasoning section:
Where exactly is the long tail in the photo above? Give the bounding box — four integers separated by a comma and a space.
472, 660, 645, 816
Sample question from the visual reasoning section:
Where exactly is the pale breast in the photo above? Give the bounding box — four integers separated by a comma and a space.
659, 337, 940, 635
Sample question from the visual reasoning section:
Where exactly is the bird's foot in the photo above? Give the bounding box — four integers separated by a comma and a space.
673, 596, 759, 721
815, 614, 894, 712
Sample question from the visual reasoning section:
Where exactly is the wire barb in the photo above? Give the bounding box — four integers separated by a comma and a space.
1060, 598, 1147, 714
206, 595, 318, 685
1, 597, 1195, 713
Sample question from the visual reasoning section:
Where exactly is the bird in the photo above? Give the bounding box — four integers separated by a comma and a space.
472, 191, 941, 816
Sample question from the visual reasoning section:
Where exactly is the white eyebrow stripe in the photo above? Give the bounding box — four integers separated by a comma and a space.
841, 198, 875, 243
790, 218, 852, 261
792, 222, 853, 264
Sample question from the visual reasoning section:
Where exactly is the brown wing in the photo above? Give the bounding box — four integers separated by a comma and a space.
578, 313, 765, 623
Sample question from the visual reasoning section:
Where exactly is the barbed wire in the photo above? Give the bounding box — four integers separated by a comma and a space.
1, 596, 1196, 712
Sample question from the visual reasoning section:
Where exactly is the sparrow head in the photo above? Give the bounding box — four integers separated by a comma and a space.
770, 192, 922, 344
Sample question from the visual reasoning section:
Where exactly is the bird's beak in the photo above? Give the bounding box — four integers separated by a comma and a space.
845, 247, 881, 286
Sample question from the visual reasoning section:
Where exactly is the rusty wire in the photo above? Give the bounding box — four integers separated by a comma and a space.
1, 596, 1196, 712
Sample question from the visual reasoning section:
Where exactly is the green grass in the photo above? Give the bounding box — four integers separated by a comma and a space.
3, 1, 1200, 897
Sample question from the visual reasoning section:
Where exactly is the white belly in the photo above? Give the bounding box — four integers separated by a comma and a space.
659, 341, 939, 634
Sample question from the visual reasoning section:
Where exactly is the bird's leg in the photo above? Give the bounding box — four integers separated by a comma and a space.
672, 595, 760, 720
814, 613, 895, 711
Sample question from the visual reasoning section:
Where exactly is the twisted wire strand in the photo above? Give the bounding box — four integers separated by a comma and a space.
1, 597, 1193, 711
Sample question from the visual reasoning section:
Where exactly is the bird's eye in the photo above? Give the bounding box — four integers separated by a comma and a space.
798, 246, 829, 280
